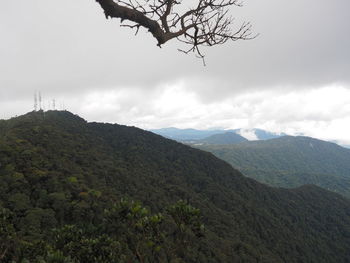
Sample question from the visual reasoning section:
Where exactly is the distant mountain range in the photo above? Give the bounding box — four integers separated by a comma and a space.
150, 127, 284, 142
197, 136, 350, 198
195, 132, 248, 145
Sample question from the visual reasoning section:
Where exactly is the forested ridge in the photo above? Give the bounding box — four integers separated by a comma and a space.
198, 136, 350, 198
1, 111, 350, 262
195, 132, 247, 145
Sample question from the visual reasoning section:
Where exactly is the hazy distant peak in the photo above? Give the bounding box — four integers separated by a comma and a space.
236, 129, 259, 140
236, 128, 285, 141
197, 132, 248, 145
150, 127, 284, 142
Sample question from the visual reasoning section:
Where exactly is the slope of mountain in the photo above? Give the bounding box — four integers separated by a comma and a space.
1, 111, 350, 262
252, 128, 285, 140
149, 127, 226, 141
150, 127, 283, 142
235, 128, 285, 141
198, 136, 350, 197
195, 132, 248, 145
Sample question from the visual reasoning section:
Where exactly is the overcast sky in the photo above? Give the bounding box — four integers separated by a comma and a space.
1, 0, 350, 145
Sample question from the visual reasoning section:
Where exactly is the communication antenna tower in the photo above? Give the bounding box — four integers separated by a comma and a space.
39, 92, 42, 110
52, 99, 56, 110
34, 92, 38, 111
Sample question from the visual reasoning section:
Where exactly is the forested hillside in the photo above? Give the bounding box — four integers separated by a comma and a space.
1, 111, 350, 262
198, 136, 350, 197
195, 132, 247, 145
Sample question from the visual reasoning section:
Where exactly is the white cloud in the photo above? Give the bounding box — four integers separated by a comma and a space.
40, 83, 346, 145
237, 129, 259, 140
1, 82, 350, 145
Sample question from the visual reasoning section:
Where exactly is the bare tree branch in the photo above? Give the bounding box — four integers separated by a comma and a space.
95, 0, 256, 57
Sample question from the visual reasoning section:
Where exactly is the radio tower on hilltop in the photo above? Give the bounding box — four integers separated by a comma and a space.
33, 91, 66, 112
38, 92, 42, 110
34, 92, 38, 111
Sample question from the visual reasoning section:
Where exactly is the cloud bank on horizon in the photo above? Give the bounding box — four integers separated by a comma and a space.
0, 0, 349, 144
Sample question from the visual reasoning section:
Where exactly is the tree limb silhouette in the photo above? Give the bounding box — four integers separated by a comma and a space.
95, 0, 255, 59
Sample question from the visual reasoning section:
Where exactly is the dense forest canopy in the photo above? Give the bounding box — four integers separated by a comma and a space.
1, 110, 350, 262
197, 136, 350, 198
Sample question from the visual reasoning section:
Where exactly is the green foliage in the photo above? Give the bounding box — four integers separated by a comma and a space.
0, 208, 17, 262
50, 225, 121, 263
198, 136, 350, 198
167, 200, 204, 237
1, 199, 205, 262
196, 132, 247, 145
0, 111, 350, 262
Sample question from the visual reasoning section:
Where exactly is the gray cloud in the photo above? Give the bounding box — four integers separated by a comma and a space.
1, 0, 349, 100
1, 0, 350, 143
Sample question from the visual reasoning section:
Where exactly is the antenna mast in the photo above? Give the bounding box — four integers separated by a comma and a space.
34, 92, 38, 111
38, 92, 42, 110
